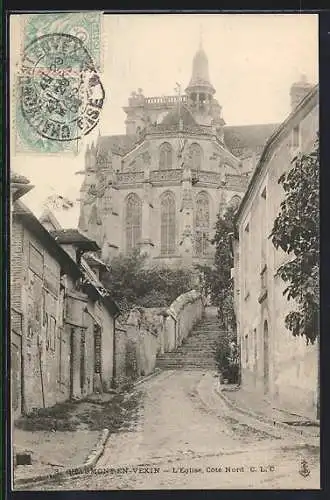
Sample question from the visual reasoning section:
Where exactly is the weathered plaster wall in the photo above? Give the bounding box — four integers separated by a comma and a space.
236, 98, 319, 419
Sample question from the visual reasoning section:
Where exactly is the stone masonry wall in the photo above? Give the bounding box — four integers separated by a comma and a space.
118, 290, 204, 383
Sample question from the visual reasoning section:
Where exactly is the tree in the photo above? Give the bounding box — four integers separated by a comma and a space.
196, 205, 237, 332
101, 249, 194, 314
195, 205, 239, 383
270, 135, 319, 344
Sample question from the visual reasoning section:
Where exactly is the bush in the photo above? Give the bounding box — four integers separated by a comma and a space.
101, 249, 194, 312
195, 205, 237, 332
214, 333, 240, 384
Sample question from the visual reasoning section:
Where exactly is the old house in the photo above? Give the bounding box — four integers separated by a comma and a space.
11, 200, 119, 417
233, 80, 319, 419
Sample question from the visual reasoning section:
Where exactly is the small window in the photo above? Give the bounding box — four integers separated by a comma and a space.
46, 314, 56, 351
243, 223, 250, 298
230, 195, 241, 210
261, 187, 267, 199
29, 243, 44, 278
261, 264, 268, 290
292, 125, 300, 149
245, 334, 249, 365
94, 324, 102, 374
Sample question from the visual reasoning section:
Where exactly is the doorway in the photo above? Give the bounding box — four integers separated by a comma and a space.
11, 332, 22, 418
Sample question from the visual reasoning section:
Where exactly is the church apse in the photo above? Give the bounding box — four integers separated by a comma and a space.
78, 43, 275, 268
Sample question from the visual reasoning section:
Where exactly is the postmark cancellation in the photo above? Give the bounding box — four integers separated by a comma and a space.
13, 13, 104, 155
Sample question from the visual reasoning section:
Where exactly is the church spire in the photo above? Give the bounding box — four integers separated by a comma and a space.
185, 42, 215, 96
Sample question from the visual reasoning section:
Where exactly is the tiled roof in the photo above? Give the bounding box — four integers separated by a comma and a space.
96, 134, 137, 155
50, 229, 100, 251
224, 123, 279, 155
84, 253, 110, 270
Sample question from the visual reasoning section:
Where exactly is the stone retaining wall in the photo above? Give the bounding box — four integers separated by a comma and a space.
117, 290, 204, 382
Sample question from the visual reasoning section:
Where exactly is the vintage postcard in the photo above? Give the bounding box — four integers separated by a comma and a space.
9, 12, 320, 491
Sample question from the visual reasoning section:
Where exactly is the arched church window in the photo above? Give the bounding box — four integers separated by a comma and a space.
159, 142, 173, 170
88, 205, 99, 243
195, 191, 210, 256
103, 188, 112, 214
125, 193, 142, 254
189, 143, 203, 171
160, 191, 176, 255
229, 195, 241, 211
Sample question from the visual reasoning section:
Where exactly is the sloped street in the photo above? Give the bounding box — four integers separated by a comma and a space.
20, 369, 319, 491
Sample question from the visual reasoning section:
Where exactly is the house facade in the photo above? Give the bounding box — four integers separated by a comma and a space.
233, 83, 319, 419
11, 200, 119, 417
77, 44, 279, 268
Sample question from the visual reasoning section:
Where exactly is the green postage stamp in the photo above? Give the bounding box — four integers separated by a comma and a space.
14, 12, 105, 155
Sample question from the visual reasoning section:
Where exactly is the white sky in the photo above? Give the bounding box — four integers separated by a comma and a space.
10, 13, 318, 223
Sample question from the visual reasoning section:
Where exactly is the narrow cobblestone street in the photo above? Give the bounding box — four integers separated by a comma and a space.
22, 369, 319, 491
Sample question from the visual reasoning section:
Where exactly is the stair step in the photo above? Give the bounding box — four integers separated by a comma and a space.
156, 359, 217, 364
156, 313, 223, 371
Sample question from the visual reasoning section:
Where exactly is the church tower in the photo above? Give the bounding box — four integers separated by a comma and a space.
186, 42, 225, 136
186, 42, 216, 107
79, 38, 281, 269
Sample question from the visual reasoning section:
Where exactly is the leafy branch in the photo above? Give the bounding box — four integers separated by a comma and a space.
270, 134, 319, 344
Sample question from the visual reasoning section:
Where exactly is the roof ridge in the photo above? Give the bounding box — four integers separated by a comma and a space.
224, 122, 280, 129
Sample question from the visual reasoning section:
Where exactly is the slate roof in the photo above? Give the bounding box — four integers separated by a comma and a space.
96, 134, 137, 155
79, 257, 120, 316
160, 105, 197, 127
236, 84, 319, 223
14, 202, 119, 316
11, 172, 30, 184
13, 201, 82, 281
224, 123, 279, 155
95, 122, 279, 160
50, 229, 100, 251
11, 172, 34, 201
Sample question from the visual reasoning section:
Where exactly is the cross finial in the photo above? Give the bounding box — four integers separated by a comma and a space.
199, 24, 203, 49
175, 82, 181, 97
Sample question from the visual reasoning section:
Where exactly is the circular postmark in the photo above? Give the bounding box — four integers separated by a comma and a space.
19, 33, 105, 142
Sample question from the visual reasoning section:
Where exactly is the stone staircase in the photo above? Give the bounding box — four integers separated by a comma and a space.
156, 309, 220, 370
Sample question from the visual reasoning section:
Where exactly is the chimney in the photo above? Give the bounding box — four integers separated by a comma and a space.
290, 75, 313, 110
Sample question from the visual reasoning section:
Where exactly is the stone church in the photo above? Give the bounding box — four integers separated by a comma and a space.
77, 44, 278, 267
